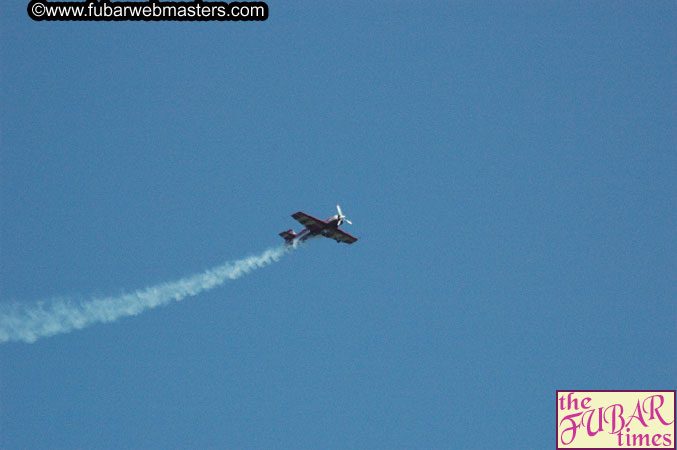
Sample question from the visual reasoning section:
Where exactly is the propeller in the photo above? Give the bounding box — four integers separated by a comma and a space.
336, 204, 352, 225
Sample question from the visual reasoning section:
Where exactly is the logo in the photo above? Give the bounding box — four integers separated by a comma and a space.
557, 390, 675, 449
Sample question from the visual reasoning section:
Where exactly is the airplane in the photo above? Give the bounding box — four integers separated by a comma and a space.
279, 205, 358, 245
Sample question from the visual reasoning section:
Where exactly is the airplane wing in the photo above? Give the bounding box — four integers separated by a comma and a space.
323, 228, 358, 244
291, 212, 327, 232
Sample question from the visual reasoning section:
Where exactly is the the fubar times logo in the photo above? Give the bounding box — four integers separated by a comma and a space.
557, 390, 675, 449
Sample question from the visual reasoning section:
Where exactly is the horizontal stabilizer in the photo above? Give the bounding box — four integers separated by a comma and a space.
279, 229, 296, 242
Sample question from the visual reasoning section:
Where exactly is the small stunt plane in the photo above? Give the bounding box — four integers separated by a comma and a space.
280, 205, 358, 245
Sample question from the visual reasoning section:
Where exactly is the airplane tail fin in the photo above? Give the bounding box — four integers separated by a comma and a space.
279, 229, 296, 243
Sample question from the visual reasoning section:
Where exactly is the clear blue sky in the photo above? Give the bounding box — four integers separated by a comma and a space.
1, 2, 675, 449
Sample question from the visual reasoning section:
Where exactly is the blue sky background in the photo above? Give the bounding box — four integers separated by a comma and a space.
1, 2, 675, 449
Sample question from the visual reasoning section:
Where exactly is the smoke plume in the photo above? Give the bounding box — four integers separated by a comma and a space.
0, 245, 291, 344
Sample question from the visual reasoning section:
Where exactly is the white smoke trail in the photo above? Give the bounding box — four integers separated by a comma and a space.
0, 245, 291, 344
